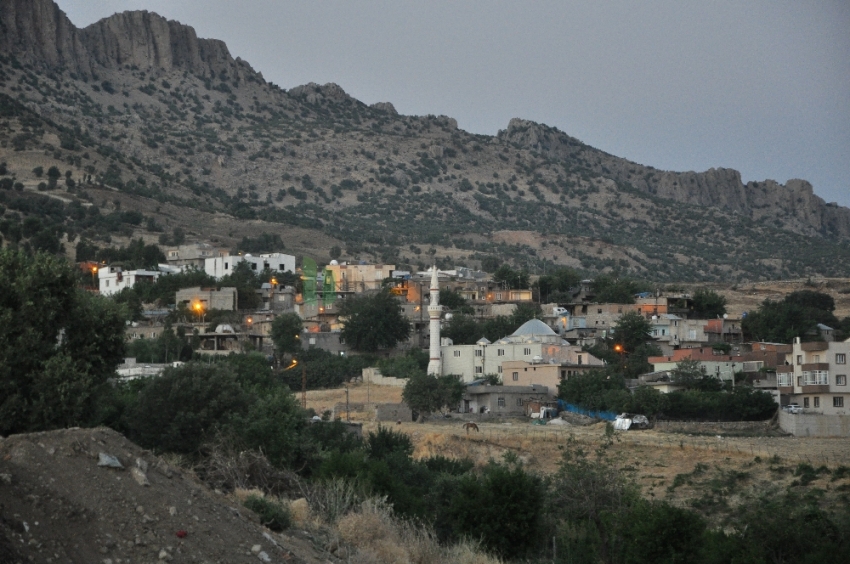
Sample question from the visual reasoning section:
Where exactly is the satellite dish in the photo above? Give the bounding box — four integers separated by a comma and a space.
723, 313, 729, 319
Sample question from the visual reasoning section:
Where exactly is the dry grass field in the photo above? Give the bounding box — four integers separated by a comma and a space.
307, 383, 850, 520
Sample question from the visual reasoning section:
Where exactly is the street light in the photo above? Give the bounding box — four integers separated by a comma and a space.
193, 302, 205, 328
613, 344, 625, 373
91, 265, 98, 288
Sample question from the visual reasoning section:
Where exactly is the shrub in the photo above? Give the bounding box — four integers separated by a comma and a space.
243, 495, 291, 531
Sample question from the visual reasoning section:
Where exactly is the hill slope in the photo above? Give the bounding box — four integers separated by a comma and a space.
0, 0, 848, 281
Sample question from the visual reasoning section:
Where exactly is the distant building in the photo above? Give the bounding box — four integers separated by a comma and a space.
776, 337, 849, 415
175, 286, 238, 311
98, 266, 160, 296
324, 262, 395, 294
460, 384, 550, 415
165, 242, 229, 269
441, 319, 604, 383
204, 253, 295, 280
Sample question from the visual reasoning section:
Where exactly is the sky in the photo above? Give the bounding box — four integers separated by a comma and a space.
55, 1, 850, 207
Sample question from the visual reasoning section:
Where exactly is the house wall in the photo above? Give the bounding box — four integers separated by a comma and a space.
175, 287, 238, 311
375, 403, 413, 422
98, 266, 161, 296
204, 253, 295, 280
461, 386, 550, 416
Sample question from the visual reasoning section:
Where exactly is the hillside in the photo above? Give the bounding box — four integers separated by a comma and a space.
1, 0, 849, 281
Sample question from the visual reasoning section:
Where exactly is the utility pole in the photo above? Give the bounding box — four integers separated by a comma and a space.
301, 364, 307, 409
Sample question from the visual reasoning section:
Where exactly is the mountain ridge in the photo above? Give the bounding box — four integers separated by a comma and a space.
0, 0, 848, 282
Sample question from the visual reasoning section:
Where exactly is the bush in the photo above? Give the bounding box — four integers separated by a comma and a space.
243, 495, 291, 531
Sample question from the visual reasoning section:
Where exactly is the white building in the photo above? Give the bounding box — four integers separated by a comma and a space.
776, 337, 850, 416
204, 253, 295, 280
99, 266, 161, 296
441, 319, 604, 383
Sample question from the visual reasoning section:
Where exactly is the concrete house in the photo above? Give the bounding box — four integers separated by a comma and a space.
98, 266, 161, 296
175, 286, 238, 311
204, 253, 295, 280
441, 319, 604, 383
460, 384, 550, 415
776, 337, 850, 415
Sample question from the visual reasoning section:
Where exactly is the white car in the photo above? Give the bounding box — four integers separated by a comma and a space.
782, 404, 802, 414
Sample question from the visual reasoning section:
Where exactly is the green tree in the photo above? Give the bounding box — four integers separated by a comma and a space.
402, 372, 464, 418
492, 264, 529, 289
0, 249, 126, 434
612, 311, 653, 355
742, 290, 838, 343
690, 288, 727, 318
670, 359, 722, 391
339, 289, 410, 352
439, 288, 473, 314
270, 312, 303, 357
536, 266, 581, 302
591, 274, 649, 304
443, 313, 481, 345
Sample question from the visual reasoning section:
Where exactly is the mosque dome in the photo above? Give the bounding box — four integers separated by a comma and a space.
511, 319, 557, 337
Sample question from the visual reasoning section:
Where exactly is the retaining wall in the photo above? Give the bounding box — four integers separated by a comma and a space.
362, 367, 408, 387
778, 411, 850, 437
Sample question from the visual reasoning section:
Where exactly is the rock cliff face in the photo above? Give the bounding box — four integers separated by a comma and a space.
499, 118, 850, 239
0, 0, 259, 81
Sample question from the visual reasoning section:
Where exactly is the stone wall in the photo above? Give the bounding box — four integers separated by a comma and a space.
375, 403, 413, 422
362, 367, 408, 388
778, 411, 850, 437
654, 420, 776, 435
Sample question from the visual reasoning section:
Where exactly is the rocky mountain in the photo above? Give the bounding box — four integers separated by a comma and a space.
0, 0, 848, 282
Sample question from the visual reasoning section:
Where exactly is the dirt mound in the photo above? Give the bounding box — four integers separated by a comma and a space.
0, 427, 334, 563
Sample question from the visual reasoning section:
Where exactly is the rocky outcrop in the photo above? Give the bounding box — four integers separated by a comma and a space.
499, 118, 850, 239
0, 0, 260, 81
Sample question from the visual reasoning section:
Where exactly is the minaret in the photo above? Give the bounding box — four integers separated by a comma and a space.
427, 266, 442, 376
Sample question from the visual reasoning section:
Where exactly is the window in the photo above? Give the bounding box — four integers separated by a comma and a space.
814, 355, 820, 363
688, 330, 697, 340
597, 308, 602, 314
475, 366, 483, 374
474, 350, 483, 357
523, 348, 531, 355
516, 398, 523, 406
777, 373, 792, 386
803, 371, 829, 385
497, 397, 505, 407
577, 355, 583, 365
804, 397, 810, 408
497, 366, 503, 373
453, 350, 461, 357
224, 262, 229, 270
512, 372, 519, 381
836, 354, 847, 365
834, 396, 844, 408
838, 375, 847, 386
814, 397, 820, 408
797, 355, 803, 365
497, 349, 504, 356
496, 293, 502, 300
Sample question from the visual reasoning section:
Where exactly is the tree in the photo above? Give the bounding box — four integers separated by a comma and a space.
0, 249, 126, 434
591, 274, 649, 304
536, 266, 581, 302
270, 312, 303, 357
439, 288, 473, 314
742, 290, 838, 343
339, 289, 410, 352
402, 372, 464, 418
612, 311, 653, 355
492, 264, 529, 289
671, 359, 722, 391
690, 288, 727, 318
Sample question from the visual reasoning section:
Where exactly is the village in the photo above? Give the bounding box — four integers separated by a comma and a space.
90, 240, 850, 438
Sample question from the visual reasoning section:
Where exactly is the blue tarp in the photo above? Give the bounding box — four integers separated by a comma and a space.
557, 400, 617, 421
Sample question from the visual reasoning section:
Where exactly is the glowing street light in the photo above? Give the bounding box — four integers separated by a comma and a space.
193, 302, 205, 327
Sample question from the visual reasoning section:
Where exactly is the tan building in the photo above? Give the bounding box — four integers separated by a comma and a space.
502, 358, 599, 397
165, 242, 229, 269
324, 262, 395, 294
776, 337, 850, 415
175, 286, 238, 311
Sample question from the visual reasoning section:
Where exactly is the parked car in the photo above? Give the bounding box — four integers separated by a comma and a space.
782, 404, 802, 414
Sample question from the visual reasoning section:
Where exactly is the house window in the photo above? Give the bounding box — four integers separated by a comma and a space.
617, 307, 622, 314
309, 337, 316, 345
836, 354, 847, 365
453, 350, 461, 357
105, 280, 110, 287
814, 355, 820, 363
797, 355, 803, 365
497, 366, 502, 373
224, 262, 229, 270
512, 372, 519, 381
688, 330, 697, 340
475, 350, 483, 357
251, 263, 257, 270
516, 398, 523, 406
524, 348, 531, 355
804, 397, 810, 408
496, 293, 502, 300
834, 396, 844, 408
838, 375, 847, 386
475, 366, 483, 374
803, 371, 829, 385
497, 397, 505, 407
814, 397, 820, 408
497, 349, 504, 356
577, 355, 583, 365
777, 372, 792, 386
561, 370, 567, 380
597, 308, 602, 314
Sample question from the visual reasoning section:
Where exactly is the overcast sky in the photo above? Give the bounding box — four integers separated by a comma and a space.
56, 1, 850, 207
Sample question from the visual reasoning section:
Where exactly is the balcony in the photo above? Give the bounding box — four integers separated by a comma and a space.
801, 385, 830, 394
802, 363, 829, 372
800, 341, 829, 352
